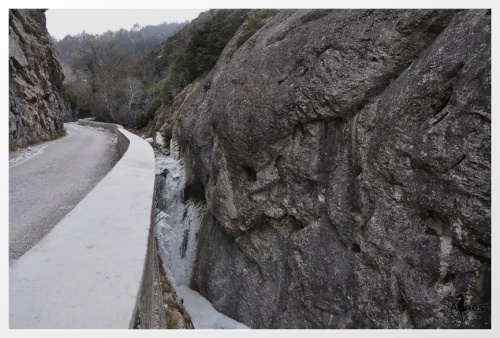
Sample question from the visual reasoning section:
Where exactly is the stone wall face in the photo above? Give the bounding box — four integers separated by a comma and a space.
9, 9, 71, 148
169, 9, 490, 328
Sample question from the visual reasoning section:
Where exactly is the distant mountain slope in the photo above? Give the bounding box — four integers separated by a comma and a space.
54, 20, 188, 65
51, 18, 190, 126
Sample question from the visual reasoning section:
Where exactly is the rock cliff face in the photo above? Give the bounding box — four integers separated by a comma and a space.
9, 9, 71, 149
165, 9, 490, 328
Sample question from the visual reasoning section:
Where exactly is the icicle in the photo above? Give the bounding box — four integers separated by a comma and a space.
155, 139, 206, 286
154, 139, 249, 329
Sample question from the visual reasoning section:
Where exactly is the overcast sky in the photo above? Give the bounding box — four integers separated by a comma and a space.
46, 9, 207, 40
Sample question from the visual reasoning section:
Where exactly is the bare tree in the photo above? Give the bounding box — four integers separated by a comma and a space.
60, 28, 172, 126
72, 32, 139, 124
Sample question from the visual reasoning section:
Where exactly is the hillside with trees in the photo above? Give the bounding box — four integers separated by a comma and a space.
53, 20, 187, 124
53, 9, 278, 129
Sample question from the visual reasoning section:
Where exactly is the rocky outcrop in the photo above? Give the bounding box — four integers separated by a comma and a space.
165, 9, 490, 328
9, 9, 71, 149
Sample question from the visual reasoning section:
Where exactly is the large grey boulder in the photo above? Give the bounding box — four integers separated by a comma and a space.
168, 9, 490, 328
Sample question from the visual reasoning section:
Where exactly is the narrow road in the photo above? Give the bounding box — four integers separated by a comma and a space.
9, 122, 119, 262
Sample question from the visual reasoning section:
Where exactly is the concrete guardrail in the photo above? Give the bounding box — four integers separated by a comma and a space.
9, 120, 161, 328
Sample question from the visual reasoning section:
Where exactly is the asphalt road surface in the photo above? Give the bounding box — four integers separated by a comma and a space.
9, 123, 119, 262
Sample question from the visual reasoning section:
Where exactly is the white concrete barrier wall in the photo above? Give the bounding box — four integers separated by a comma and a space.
9, 121, 156, 329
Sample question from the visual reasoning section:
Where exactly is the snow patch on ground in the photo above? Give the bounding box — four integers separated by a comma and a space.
155, 139, 249, 329
78, 124, 113, 134
177, 286, 250, 329
9, 129, 70, 168
9, 144, 50, 167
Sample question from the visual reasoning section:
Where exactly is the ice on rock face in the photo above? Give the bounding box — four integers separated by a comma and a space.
156, 199, 205, 286
154, 139, 250, 329
155, 139, 204, 286
155, 132, 166, 149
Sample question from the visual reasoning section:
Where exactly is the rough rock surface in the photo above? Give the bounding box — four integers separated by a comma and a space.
9, 9, 71, 148
166, 9, 490, 329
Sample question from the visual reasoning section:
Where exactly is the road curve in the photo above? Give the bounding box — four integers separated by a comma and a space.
9, 122, 119, 262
